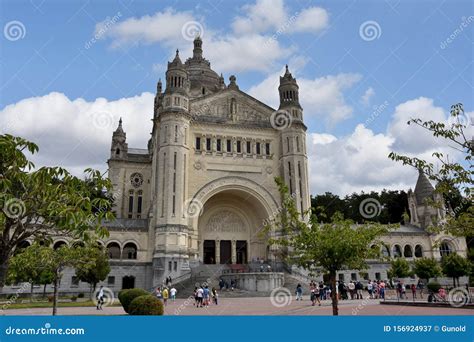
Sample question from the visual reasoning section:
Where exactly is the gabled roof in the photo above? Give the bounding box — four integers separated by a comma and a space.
414, 170, 435, 204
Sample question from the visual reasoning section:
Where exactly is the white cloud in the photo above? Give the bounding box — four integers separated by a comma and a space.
0, 92, 154, 175
248, 68, 362, 124
360, 87, 375, 106
232, 0, 287, 35
290, 7, 329, 33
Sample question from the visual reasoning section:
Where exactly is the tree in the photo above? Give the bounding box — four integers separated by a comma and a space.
6, 242, 54, 302
441, 253, 471, 287
387, 258, 412, 280
265, 178, 389, 316
75, 245, 110, 299
389, 103, 473, 237
413, 257, 442, 283
0, 134, 114, 291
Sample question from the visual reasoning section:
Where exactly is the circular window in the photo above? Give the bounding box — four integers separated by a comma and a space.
130, 173, 143, 188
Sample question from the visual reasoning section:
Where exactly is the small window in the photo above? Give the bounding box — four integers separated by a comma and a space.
226, 139, 232, 152
128, 194, 134, 215
256, 142, 261, 155
393, 245, 402, 258
415, 245, 423, 258
296, 136, 300, 152
351, 273, 357, 281
246, 141, 251, 154
202, 87, 206, 95
168, 261, 172, 272
115, 148, 120, 155
174, 126, 178, 142
174, 261, 177, 271
338, 274, 345, 282
137, 194, 142, 215
375, 272, 381, 280
71, 276, 79, 287
237, 140, 241, 153
108, 276, 115, 285
196, 137, 201, 150
206, 138, 211, 151
287, 137, 290, 152
216, 139, 221, 152
265, 143, 270, 155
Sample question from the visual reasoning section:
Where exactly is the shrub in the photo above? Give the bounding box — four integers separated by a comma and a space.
47, 295, 54, 302
71, 295, 77, 302
118, 288, 149, 313
426, 281, 441, 293
128, 295, 164, 315
77, 293, 85, 298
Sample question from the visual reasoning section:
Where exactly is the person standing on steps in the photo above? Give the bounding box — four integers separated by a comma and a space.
295, 284, 303, 301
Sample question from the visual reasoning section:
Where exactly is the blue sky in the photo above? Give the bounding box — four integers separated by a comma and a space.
1, 0, 472, 195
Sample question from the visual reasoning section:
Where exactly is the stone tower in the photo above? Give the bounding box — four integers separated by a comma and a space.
277, 65, 310, 217
151, 49, 192, 284
407, 170, 446, 229
110, 118, 128, 160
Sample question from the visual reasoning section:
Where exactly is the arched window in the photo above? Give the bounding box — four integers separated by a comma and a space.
381, 244, 390, 257
72, 241, 85, 249
403, 245, 413, 258
53, 241, 67, 250
107, 242, 121, 259
123, 242, 137, 260
440, 241, 453, 257
415, 245, 423, 258
116, 148, 120, 155
15, 240, 31, 254
393, 245, 402, 258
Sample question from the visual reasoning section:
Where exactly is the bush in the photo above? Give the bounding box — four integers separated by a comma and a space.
128, 295, 164, 315
118, 288, 149, 313
77, 293, 85, 298
427, 281, 441, 293
71, 295, 77, 302
47, 295, 54, 302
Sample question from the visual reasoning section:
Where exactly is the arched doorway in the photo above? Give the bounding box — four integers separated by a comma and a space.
196, 188, 272, 265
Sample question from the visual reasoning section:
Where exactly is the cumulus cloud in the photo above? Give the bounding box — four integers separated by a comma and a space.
290, 7, 329, 33
360, 87, 375, 106
248, 67, 362, 125
0, 92, 154, 175
232, 0, 287, 35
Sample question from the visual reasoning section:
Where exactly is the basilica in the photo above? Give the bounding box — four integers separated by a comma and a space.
4, 38, 467, 294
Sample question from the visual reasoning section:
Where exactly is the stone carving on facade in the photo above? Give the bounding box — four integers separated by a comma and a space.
205, 210, 246, 233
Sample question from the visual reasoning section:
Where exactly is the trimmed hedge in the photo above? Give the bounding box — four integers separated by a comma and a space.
118, 289, 150, 313
128, 295, 164, 315
426, 282, 441, 293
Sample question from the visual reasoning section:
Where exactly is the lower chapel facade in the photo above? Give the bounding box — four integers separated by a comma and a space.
7, 38, 467, 294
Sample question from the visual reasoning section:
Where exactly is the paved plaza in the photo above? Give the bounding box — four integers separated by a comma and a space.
2, 297, 472, 316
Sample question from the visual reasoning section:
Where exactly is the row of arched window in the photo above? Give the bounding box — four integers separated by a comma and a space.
381, 244, 424, 258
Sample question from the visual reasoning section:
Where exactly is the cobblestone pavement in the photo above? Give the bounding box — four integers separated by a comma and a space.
2, 297, 472, 316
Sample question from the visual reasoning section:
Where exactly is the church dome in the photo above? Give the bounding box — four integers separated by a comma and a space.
184, 37, 221, 97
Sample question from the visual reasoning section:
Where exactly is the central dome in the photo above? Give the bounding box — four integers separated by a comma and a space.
184, 36, 223, 98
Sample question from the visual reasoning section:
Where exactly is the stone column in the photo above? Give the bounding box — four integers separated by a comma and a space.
231, 240, 236, 264
215, 239, 220, 264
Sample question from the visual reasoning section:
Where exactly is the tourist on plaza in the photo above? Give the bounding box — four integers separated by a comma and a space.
379, 280, 386, 299
193, 287, 198, 306
155, 287, 162, 301
326, 284, 331, 300
339, 281, 348, 300
411, 284, 417, 299
211, 287, 218, 305
417, 280, 424, 299
170, 287, 177, 301
367, 280, 373, 299
96, 285, 104, 310
348, 281, 355, 299
196, 286, 204, 307
295, 284, 303, 301
203, 286, 210, 306
319, 282, 325, 300
230, 279, 236, 291
219, 278, 225, 291
162, 287, 169, 306
356, 281, 363, 299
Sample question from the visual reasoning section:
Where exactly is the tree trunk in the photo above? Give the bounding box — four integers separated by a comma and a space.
330, 271, 338, 316
52, 273, 59, 316
30, 282, 34, 303
0, 251, 11, 293
453, 277, 456, 288
43, 284, 47, 299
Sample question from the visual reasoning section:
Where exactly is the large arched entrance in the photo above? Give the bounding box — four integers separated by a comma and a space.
191, 177, 279, 265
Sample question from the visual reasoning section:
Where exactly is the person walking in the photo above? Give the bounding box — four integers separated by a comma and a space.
211, 287, 218, 305
295, 284, 303, 301
411, 284, 416, 300
379, 280, 386, 299
162, 287, 169, 306
356, 281, 363, 299
348, 281, 355, 300
367, 280, 373, 299
196, 286, 204, 308
417, 280, 424, 299
155, 287, 162, 301
96, 285, 104, 310
203, 286, 210, 307
170, 287, 177, 301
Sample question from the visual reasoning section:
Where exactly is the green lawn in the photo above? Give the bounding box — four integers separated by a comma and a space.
2, 300, 121, 309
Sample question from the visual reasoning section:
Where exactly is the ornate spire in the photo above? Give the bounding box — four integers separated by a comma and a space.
116, 117, 123, 133
414, 169, 435, 204
193, 35, 203, 59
